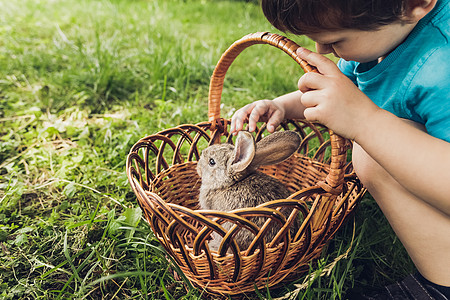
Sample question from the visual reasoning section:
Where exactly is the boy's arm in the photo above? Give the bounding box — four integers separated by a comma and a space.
296, 47, 450, 214
273, 91, 306, 119
355, 109, 450, 214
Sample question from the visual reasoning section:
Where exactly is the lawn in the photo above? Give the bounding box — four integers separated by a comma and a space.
0, 0, 415, 299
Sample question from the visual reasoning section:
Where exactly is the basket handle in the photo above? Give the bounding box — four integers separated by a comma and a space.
208, 32, 346, 191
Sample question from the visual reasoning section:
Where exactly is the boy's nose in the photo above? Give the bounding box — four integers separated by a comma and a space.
315, 42, 333, 54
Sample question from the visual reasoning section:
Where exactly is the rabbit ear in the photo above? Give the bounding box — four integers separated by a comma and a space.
251, 131, 301, 168
229, 131, 256, 174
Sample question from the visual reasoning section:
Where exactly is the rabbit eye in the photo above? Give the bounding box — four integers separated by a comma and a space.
208, 158, 216, 166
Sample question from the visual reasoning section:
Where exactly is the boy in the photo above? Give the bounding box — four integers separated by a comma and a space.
230, 0, 450, 299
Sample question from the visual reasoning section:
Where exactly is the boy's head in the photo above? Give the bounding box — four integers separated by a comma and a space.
262, 0, 417, 34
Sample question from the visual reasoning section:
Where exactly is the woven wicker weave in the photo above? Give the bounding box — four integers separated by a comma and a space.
126, 32, 366, 296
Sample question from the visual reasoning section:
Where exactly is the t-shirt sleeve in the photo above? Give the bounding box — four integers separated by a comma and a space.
406, 48, 450, 143
337, 59, 358, 86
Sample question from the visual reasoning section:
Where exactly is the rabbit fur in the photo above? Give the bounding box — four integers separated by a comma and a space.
197, 130, 301, 252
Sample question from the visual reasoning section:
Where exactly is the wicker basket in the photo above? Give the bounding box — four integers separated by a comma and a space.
126, 32, 366, 296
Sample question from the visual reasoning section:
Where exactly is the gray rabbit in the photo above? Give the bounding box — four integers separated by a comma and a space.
197, 130, 301, 252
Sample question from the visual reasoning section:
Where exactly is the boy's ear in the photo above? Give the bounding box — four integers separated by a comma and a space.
405, 0, 437, 22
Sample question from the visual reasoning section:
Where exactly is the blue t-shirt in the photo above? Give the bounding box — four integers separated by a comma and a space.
338, 0, 450, 142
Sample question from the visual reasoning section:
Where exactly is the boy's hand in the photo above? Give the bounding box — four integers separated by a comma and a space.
230, 99, 286, 134
296, 47, 380, 141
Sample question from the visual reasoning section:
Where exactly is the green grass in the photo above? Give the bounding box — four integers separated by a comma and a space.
0, 0, 415, 299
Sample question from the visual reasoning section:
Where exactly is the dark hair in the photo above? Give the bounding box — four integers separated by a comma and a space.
261, 0, 409, 34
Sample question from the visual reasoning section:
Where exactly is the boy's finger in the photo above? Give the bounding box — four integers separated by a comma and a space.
248, 102, 268, 132
231, 105, 251, 133
299, 90, 320, 108
267, 110, 283, 133
230, 118, 237, 133
296, 47, 339, 75
303, 106, 320, 123
231, 103, 257, 133
298, 72, 327, 93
